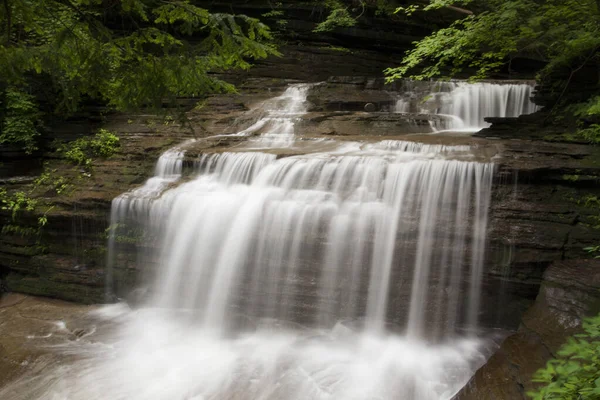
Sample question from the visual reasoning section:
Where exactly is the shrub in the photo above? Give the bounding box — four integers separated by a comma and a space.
528, 313, 600, 399
0, 88, 42, 154
59, 129, 120, 168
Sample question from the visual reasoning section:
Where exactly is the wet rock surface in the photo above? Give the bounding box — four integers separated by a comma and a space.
456, 259, 600, 400
0, 294, 97, 388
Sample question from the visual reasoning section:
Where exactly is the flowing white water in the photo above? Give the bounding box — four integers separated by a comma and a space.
0, 304, 500, 400
1, 84, 500, 400
232, 83, 314, 147
395, 80, 538, 130
147, 151, 493, 336
105, 140, 194, 300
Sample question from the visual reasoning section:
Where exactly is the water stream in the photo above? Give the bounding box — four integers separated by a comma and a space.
395, 80, 538, 131
0, 82, 537, 400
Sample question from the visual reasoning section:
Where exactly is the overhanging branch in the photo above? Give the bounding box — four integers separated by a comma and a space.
446, 5, 473, 15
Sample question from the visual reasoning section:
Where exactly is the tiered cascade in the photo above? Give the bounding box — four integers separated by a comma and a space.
4, 83, 536, 400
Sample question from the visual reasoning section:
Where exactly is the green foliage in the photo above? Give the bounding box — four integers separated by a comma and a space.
0, 0, 279, 152
557, 96, 600, 142
565, 97, 600, 122
313, 0, 359, 33
580, 97, 600, 118
583, 245, 600, 258
51, 176, 70, 195
57, 129, 120, 168
1, 223, 38, 237
0, 184, 53, 236
320, 45, 352, 53
0, 87, 42, 153
566, 97, 600, 143
385, 0, 600, 82
397, 0, 475, 16
577, 124, 600, 144
0, 127, 119, 238
0, 128, 119, 235
311, 0, 396, 32
314, 8, 357, 32
562, 174, 580, 182
262, 9, 288, 29
528, 313, 600, 399
63, 145, 89, 168
262, 10, 285, 19
89, 129, 120, 157
0, 189, 37, 220
582, 195, 600, 209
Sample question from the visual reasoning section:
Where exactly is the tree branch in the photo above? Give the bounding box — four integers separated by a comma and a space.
417, 1, 474, 15
546, 45, 600, 120
445, 5, 473, 15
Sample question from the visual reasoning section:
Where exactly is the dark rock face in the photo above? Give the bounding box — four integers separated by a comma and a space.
364, 103, 376, 112
307, 78, 398, 112
478, 122, 600, 328
0, 116, 195, 303
297, 111, 450, 135
456, 259, 600, 400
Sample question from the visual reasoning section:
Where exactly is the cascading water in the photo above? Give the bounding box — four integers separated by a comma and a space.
147, 150, 493, 337
395, 80, 538, 131
0, 84, 501, 400
232, 83, 314, 147
105, 140, 193, 300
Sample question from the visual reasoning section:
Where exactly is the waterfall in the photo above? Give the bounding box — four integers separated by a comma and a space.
395, 80, 538, 130
100, 84, 495, 398
136, 151, 493, 336
4, 83, 501, 400
395, 97, 411, 113
232, 83, 314, 147
105, 141, 192, 300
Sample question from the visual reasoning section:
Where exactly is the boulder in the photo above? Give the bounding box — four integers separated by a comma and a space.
456, 259, 600, 399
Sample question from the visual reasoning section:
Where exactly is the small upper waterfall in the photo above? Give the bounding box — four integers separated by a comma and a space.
232, 83, 313, 147
395, 80, 538, 130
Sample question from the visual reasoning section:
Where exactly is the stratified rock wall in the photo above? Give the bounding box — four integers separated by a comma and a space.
456, 259, 600, 400
0, 116, 195, 303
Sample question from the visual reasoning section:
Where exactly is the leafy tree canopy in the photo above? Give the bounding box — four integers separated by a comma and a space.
0, 0, 279, 152
384, 0, 600, 83
313, 0, 600, 139
383, 0, 600, 139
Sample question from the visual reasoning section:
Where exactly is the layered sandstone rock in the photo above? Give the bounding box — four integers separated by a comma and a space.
456, 259, 600, 399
